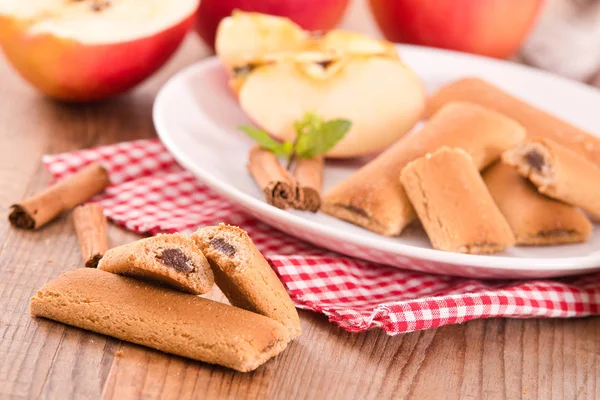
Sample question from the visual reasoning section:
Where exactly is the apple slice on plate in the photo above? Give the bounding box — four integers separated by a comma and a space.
0, 0, 198, 101
215, 11, 309, 74
238, 55, 426, 158
216, 11, 398, 75
317, 30, 398, 59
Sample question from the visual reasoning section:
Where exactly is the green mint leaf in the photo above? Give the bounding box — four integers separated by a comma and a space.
295, 118, 351, 158
238, 125, 292, 158
294, 112, 321, 137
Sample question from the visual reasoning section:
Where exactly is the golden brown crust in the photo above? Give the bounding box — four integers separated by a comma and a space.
30, 269, 290, 372
425, 78, 600, 165
98, 234, 214, 295
502, 138, 600, 220
483, 162, 592, 245
191, 225, 301, 339
322, 102, 525, 236
400, 147, 516, 254
321, 171, 412, 236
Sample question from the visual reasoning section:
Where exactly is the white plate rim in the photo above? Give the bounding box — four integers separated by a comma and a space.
153, 44, 600, 274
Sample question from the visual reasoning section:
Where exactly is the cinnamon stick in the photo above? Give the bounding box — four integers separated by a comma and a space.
293, 156, 323, 212
247, 145, 297, 209
9, 163, 110, 230
73, 203, 109, 268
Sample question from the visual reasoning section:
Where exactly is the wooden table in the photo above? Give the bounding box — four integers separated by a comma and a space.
1, 34, 600, 400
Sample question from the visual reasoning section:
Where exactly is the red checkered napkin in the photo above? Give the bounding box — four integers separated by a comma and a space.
42, 139, 600, 335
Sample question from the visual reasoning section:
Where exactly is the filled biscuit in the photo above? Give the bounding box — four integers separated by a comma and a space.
192, 225, 301, 338
98, 234, 214, 295
322, 101, 525, 236
483, 162, 592, 245
401, 147, 516, 254
425, 77, 600, 165
30, 269, 290, 372
503, 138, 600, 220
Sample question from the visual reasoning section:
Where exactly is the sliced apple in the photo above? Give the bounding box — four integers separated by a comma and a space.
216, 11, 398, 74
0, 0, 198, 101
228, 51, 338, 93
317, 30, 398, 59
215, 11, 308, 74
238, 55, 426, 158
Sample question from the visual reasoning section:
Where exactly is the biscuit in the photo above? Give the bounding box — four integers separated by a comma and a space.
191, 225, 301, 338
400, 147, 516, 254
321, 102, 525, 236
30, 269, 291, 372
483, 162, 592, 245
503, 138, 600, 220
425, 77, 600, 165
98, 234, 214, 295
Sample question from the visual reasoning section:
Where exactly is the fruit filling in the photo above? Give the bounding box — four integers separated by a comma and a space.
157, 248, 195, 273
524, 150, 545, 172
210, 238, 236, 257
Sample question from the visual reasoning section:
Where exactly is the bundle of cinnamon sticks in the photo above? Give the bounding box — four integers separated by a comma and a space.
9, 162, 110, 268
247, 145, 324, 212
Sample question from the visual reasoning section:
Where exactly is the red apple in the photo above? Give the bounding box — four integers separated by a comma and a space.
0, 0, 198, 101
369, 0, 545, 59
196, 0, 350, 50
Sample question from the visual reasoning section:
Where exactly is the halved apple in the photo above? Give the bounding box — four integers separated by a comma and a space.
0, 0, 198, 101
238, 55, 426, 158
216, 11, 398, 74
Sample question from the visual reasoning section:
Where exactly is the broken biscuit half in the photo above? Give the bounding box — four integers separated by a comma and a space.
483, 162, 592, 246
191, 224, 301, 339
503, 138, 600, 221
98, 234, 214, 295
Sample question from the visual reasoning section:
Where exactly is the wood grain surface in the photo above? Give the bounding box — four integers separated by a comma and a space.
1, 29, 600, 400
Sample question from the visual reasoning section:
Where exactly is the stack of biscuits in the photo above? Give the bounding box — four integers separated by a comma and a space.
323, 78, 600, 254
30, 225, 301, 372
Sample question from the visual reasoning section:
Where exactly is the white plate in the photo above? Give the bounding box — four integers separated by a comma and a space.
153, 45, 600, 279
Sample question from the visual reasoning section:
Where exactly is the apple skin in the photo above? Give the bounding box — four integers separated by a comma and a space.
369, 0, 545, 59
0, 14, 194, 102
196, 0, 350, 50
